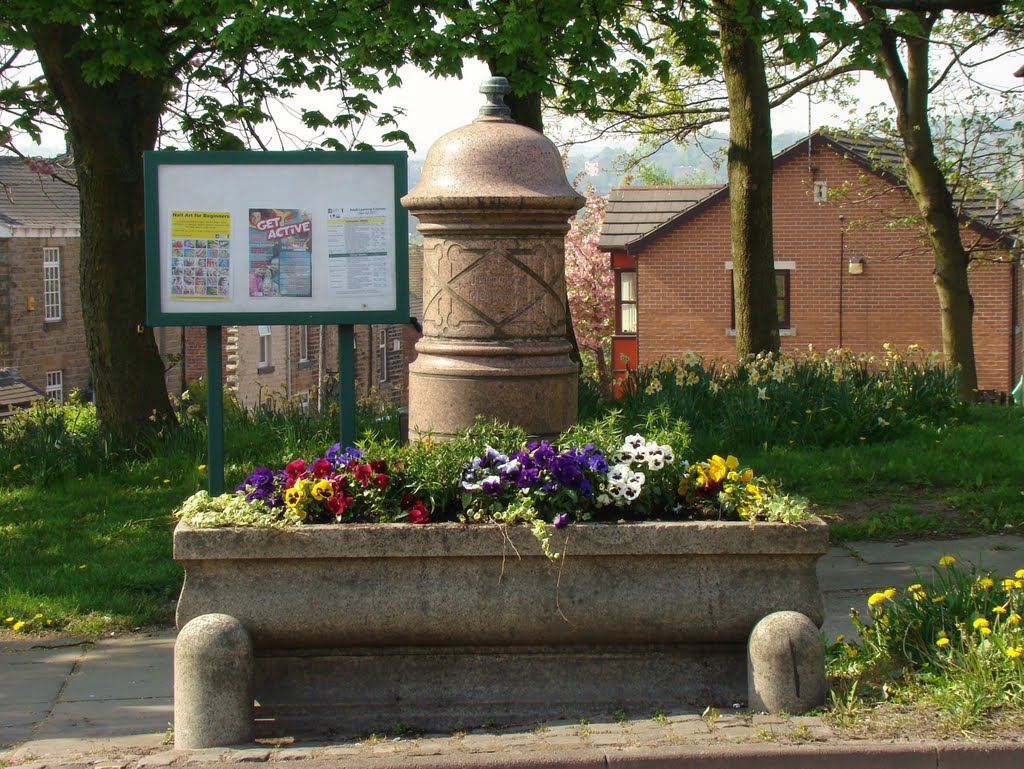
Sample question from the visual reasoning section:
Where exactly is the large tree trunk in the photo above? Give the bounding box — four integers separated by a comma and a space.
716, 0, 779, 358
869, 11, 979, 399
31, 23, 176, 444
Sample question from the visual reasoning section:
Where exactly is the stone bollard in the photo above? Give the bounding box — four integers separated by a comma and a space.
401, 77, 584, 441
747, 610, 826, 713
174, 613, 254, 749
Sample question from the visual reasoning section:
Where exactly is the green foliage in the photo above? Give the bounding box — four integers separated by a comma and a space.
828, 559, 1024, 730
602, 345, 961, 457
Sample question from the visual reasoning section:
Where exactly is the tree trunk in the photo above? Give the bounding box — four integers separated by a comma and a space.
871, 12, 979, 399
31, 23, 176, 444
716, 0, 779, 358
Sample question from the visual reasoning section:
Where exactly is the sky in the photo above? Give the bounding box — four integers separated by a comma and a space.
13, 52, 1023, 162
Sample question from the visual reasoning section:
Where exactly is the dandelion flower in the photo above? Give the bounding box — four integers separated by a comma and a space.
1016, 568, 1024, 579
197, 464, 207, 471
12, 621, 25, 631
12, 463, 21, 471
932, 595, 946, 603
868, 592, 888, 606
939, 555, 956, 566
34, 613, 42, 619
162, 479, 170, 485
973, 617, 990, 630
978, 577, 994, 589
993, 606, 1008, 615
1008, 613, 1021, 626
4, 617, 12, 623
980, 627, 992, 636
883, 587, 897, 599
78, 564, 87, 570
936, 637, 950, 648
1006, 647, 1023, 660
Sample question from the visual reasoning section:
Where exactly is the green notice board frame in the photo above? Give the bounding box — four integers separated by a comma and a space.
144, 151, 408, 493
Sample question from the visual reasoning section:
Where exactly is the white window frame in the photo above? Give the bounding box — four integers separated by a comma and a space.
724, 260, 797, 337
299, 325, 310, 363
258, 325, 272, 369
46, 370, 63, 402
378, 327, 388, 383
43, 247, 62, 322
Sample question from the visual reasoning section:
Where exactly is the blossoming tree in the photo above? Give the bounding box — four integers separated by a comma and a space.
565, 183, 614, 394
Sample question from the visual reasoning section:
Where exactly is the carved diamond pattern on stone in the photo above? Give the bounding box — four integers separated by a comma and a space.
423, 240, 565, 338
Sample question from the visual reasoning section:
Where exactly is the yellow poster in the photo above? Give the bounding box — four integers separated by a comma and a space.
169, 211, 232, 300
171, 210, 231, 240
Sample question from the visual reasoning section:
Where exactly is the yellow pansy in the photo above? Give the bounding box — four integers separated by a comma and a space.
311, 480, 334, 502
283, 487, 304, 507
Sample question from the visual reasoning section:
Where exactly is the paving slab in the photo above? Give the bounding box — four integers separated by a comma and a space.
0, 645, 83, 748
59, 632, 174, 703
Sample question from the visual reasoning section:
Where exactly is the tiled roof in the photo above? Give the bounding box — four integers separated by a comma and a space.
600, 132, 1022, 253
0, 156, 79, 231
0, 368, 45, 414
598, 185, 723, 252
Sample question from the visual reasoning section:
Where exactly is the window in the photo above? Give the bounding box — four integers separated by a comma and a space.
299, 325, 310, 363
729, 268, 792, 330
46, 370, 63, 402
617, 270, 637, 334
43, 247, 62, 322
813, 180, 828, 203
258, 325, 272, 369
378, 328, 388, 383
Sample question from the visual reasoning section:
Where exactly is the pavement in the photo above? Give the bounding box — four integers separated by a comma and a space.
2, 534, 1024, 769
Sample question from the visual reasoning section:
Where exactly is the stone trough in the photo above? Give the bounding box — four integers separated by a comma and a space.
172, 518, 828, 747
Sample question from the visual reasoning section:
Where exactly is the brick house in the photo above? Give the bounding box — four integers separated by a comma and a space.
599, 132, 1023, 396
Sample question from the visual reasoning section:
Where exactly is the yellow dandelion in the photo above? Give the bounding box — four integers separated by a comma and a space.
973, 617, 990, 630
1004, 646, 1023, 659
12, 463, 21, 471
4, 617, 13, 623
883, 587, 897, 599
980, 627, 993, 636
1015, 568, 1024, 579
34, 613, 42, 619
939, 556, 956, 566
936, 637, 950, 648
836, 634, 844, 643
845, 645, 859, 658
909, 583, 922, 591
1003, 578, 1016, 591
197, 464, 207, 471
932, 595, 946, 603
978, 577, 994, 589
163, 479, 170, 485
868, 592, 888, 606
993, 606, 1008, 615
13, 621, 25, 631
1007, 613, 1021, 626
78, 564, 87, 570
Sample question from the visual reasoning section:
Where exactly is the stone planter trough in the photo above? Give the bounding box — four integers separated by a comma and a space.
173, 518, 828, 743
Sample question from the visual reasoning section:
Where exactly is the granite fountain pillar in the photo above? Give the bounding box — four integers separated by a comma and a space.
401, 78, 584, 440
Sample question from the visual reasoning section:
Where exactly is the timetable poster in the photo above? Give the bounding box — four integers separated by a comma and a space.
248, 208, 313, 298
168, 211, 231, 300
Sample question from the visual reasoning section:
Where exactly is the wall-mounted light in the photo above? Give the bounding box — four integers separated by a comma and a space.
848, 256, 865, 275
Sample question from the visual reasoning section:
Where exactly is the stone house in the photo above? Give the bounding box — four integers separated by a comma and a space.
599, 132, 1023, 397
0, 156, 91, 404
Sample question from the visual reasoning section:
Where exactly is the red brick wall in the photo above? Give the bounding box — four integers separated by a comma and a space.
634, 143, 1021, 395
0, 237, 91, 399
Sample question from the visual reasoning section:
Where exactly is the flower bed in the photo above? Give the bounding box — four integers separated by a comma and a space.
173, 415, 827, 741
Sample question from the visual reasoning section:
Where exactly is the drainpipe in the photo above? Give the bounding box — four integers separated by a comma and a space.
285, 324, 292, 402
838, 216, 845, 349
317, 325, 325, 412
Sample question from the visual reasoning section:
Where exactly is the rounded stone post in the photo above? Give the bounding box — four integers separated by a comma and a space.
747, 610, 826, 713
401, 77, 585, 441
174, 613, 254, 749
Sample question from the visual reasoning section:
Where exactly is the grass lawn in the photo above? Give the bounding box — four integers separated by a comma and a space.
1, 403, 1022, 635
